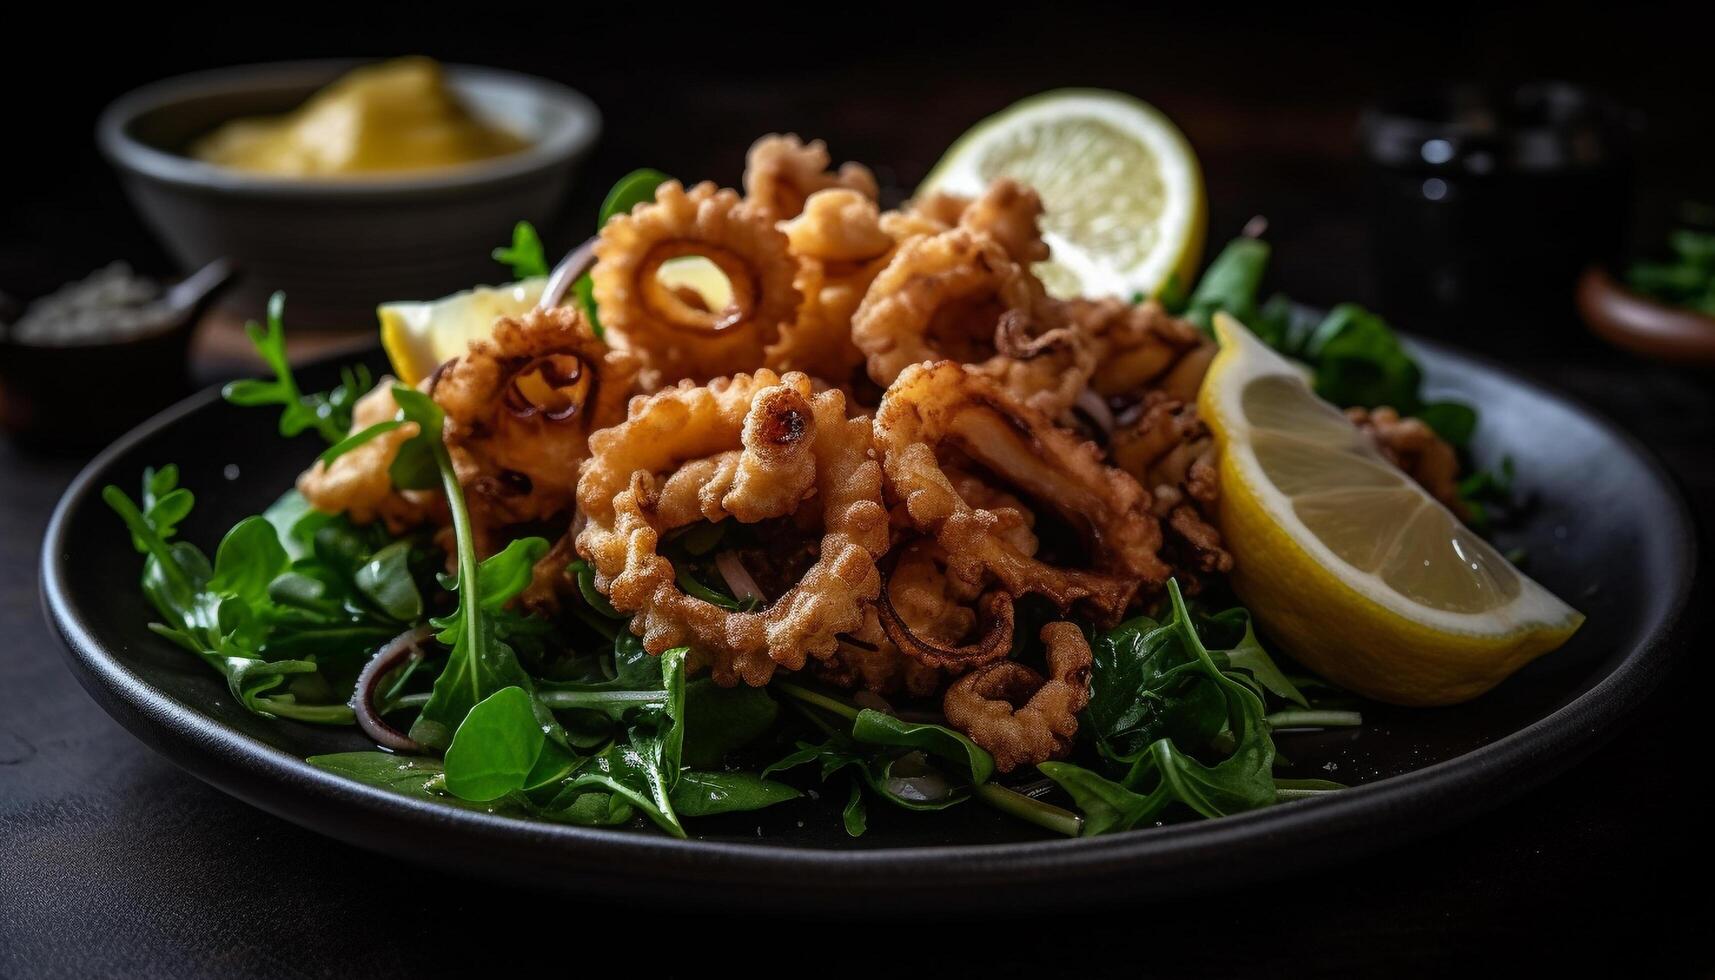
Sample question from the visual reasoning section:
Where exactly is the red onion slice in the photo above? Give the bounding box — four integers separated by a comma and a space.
714, 550, 766, 605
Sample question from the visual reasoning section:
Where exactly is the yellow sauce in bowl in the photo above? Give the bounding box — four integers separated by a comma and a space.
190, 57, 530, 177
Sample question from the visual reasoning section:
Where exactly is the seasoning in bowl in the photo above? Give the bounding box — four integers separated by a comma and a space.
189, 56, 531, 178
4, 263, 174, 345
1, 260, 230, 448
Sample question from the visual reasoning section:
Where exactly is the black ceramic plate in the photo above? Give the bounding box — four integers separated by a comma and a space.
42, 342, 1694, 911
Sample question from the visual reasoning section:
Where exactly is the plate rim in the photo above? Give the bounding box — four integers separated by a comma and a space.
39, 339, 1698, 907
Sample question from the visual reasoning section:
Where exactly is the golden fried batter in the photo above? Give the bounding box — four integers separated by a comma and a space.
296, 380, 438, 532
593, 180, 800, 388
874, 361, 1169, 623
851, 228, 1092, 417
909, 179, 1050, 265
434, 306, 637, 552
764, 189, 899, 384
1059, 297, 1214, 401
1347, 406, 1467, 516
576, 370, 889, 686
1110, 393, 1233, 584
942, 621, 1093, 772
743, 134, 878, 222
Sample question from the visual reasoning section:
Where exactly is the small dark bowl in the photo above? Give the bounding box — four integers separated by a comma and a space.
1577, 266, 1715, 367
0, 261, 231, 451
97, 61, 600, 330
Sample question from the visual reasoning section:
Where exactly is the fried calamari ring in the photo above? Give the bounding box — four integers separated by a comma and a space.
942, 621, 1093, 772
296, 380, 439, 533
874, 361, 1169, 623
851, 228, 1091, 416
815, 541, 967, 697
593, 181, 800, 388
576, 370, 888, 686
743, 134, 878, 221
1058, 297, 1214, 401
909, 178, 1050, 265
434, 306, 637, 550
764, 189, 898, 383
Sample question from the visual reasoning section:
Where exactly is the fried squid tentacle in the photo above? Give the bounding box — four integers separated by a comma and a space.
593, 180, 800, 388
942, 621, 1094, 773
1059, 297, 1215, 402
434, 306, 637, 552
851, 228, 1092, 416
1110, 392, 1233, 585
743, 134, 878, 222
874, 361, 1169, 624
576, 370, 889, 686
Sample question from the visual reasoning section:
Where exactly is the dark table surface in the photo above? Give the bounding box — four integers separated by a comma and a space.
4, 7, 1714, 977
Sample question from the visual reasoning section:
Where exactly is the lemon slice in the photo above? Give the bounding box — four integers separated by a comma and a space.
1199, 312, 1583, 706
379, 278, 546, 386
917, 89, 1206, 300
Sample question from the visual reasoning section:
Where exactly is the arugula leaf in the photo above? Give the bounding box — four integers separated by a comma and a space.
308, 752, 525, 815
492, 220, 549, 279
564, 647, 689, 836
1043, 581, 1287, 836
668, 770, 799, 818
842, 779, 868, 837
386, 385, 559, 751
221, 292, 369, 444
682, 678, 780, 769
1200, 607, 1307, 707
1185, 237, 1270, 332
598, 169, 672, 226
849, 709, 996, 785
1302, 303, 1424, 413
104, 480, 349, 723
444, 686, 561, 801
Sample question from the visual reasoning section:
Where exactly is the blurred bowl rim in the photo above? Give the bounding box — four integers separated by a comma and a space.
96, 59, 601, 199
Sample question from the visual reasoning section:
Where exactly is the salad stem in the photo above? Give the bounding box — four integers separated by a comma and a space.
771, 681, 861, 722
974, 782, 1083, 838
1265, 709, 1364, 730
538, 690, 666, 710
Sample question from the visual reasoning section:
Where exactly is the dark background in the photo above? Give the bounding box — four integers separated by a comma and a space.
4, 3, 1713, 977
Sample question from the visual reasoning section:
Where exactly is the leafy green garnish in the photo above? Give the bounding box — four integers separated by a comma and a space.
1042, 581, 1334, 836
222, 292, 370, 444
1625, 224, 1715, 315
390, 385, 558, 751
104, 468, 420, 723
599, 168, 673, 226
492, 220, 549, 280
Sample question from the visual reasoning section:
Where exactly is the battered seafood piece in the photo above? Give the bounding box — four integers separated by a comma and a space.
296, 380, 438, 532
576, 370, 889, 686
434, 306, 638, 551
851, 228, 1093, 417
1059, 297, 1215, 402
593, 180, 800, 388
742, 134, 878, 222
764, 189, 899, 383
1347, 406, 1466, 516
874, 361, 1170, 624
907, 179, 1051, 265
943, 621, 1094, 772
1110, 393, 1233, 584
816, 542, 965, 698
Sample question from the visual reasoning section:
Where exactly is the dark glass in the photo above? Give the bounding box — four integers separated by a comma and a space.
1361, 83, 1637, 345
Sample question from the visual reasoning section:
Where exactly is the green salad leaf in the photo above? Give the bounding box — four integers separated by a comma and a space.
104, 465, 420, 723
1626, 224, 1715, 315
1041, 581, 1309, 836
492, 220, 549, 280
221, 292, 369, 443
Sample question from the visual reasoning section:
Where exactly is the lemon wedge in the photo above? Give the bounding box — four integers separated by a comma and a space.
1198, 312, 1583, 706
378, 278, 545, 386
917, 88, 1206, 300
